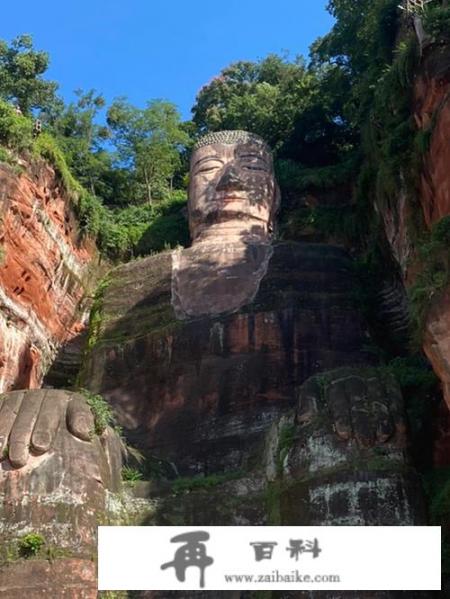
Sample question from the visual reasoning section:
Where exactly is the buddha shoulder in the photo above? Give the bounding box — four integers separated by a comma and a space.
94, 241, 354, 344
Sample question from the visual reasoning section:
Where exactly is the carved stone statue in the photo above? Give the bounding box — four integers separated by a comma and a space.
0, 131, 428, 598
0, 391, 122, 598
82, 130, 425, 531
173, 130, 279, 319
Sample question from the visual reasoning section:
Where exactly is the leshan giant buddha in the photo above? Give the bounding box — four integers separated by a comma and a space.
0, 131, 427, 597
83, 130, 425, 529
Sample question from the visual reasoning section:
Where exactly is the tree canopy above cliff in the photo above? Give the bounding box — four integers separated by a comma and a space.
0, 35, 57, 115
0, 1, 449, 263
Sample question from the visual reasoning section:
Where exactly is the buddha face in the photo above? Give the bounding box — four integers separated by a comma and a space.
188, 132, 280, 243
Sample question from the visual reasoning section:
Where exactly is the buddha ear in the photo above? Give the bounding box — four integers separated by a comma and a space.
269, 183, 281, 238
274, 183, 281, 213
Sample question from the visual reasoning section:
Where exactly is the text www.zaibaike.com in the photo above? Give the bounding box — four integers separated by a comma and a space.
224, 570, 341, 584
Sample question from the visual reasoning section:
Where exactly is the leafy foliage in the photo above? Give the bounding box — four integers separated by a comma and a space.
0, 35, 57, 114
107, 99, 190, 203
172, 471, 244, 494
18, 533, 45, 558
384, 355, 438, 390
192, 56, 315, 151
0, 98, 33, 151
122, 466, 144, 483
80, 389, 117, 436
45, 89, 112, 199
409, 216, 450, 341
99, 191, 189, 260
423, 4, 450, 41
280, 205, 357, 245
192, 53, 354, 166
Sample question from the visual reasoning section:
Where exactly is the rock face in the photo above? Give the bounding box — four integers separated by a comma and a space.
414, 44, 450, 228
423, 287, 450, 411
379, 42, 450, 413
77, 240, 426, 599
279, 368, 424, 527
0, 119, 438, 597
83, 242, 375, 475
0, 389, 122, 599
0, 160, 97, 393
413, 44, 450, 412
0, 558, 98, 599
82, 241, 426, 537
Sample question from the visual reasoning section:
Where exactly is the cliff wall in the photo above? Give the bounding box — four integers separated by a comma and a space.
415, 45, 450, 413
0, 159, 98, 393
378, 41, 450, 417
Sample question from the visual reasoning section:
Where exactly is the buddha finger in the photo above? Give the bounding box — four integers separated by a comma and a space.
0, 391, 25, 458
31, 389, 69, 454
329, 379, 352, 440
9, 390, 46, 468
372, 400, 395, 444
296, 378, 320, 425
382, 376, 407, 441
366, 377, 395, 443
384, 373, 405, 416
67, 394, 95, 441
351, 402, 375, 447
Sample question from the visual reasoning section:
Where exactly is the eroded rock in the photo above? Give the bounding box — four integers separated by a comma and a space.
82, 242, 373, 475
0, 160, 98, 392
0, 389, 122, 597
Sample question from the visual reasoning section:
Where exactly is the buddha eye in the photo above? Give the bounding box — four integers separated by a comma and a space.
197, 165, 220, 173
195, 161, 222, 174
243, 164, 266, 171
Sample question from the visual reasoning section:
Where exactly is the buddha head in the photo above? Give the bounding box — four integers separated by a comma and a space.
188, 130, 280, 244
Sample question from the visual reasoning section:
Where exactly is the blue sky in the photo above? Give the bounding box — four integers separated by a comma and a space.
1, 1, 334, 120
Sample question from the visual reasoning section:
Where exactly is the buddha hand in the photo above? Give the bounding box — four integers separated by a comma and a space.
0, 389, 96, 468
297, 368, 406, 448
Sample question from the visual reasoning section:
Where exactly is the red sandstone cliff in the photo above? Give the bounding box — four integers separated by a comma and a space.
0, 158, 98, 393
414, 45, 450, 228
378, 40, 450, 458
413, 45, 450, 414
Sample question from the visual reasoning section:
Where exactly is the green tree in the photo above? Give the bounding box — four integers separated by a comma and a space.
192, 53, 354, 167
47, 89, 113, 199
310, 0, 400, 125
192, 54, 319, 151
107, 99, 190, 204
0, 35, 57, 114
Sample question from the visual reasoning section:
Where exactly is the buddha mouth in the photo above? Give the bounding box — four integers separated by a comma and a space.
203, 208, 268, 226
213, 193, 247, 204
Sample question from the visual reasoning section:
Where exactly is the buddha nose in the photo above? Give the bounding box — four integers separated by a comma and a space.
216, 164, 245, 192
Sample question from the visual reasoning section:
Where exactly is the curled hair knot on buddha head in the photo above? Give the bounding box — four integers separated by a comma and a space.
193, 130, 270, 153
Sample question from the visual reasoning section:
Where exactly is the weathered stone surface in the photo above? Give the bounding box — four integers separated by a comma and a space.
414, 44, 450, 227
172, 242, 273, 320
379, 41, 450, 461
0, 558, 97, 598
43, 328, 89, 389
423, 285, 450, 411
433, 397, 450, 467
0, 160, 98, 393
83, 242, 373, 475
0, 127, 434, 598
413, 45, 450, 458
274, 369, 425, 527
188, 132, 280, 245
0, 389, 122, 596
378, 188, 413, 282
